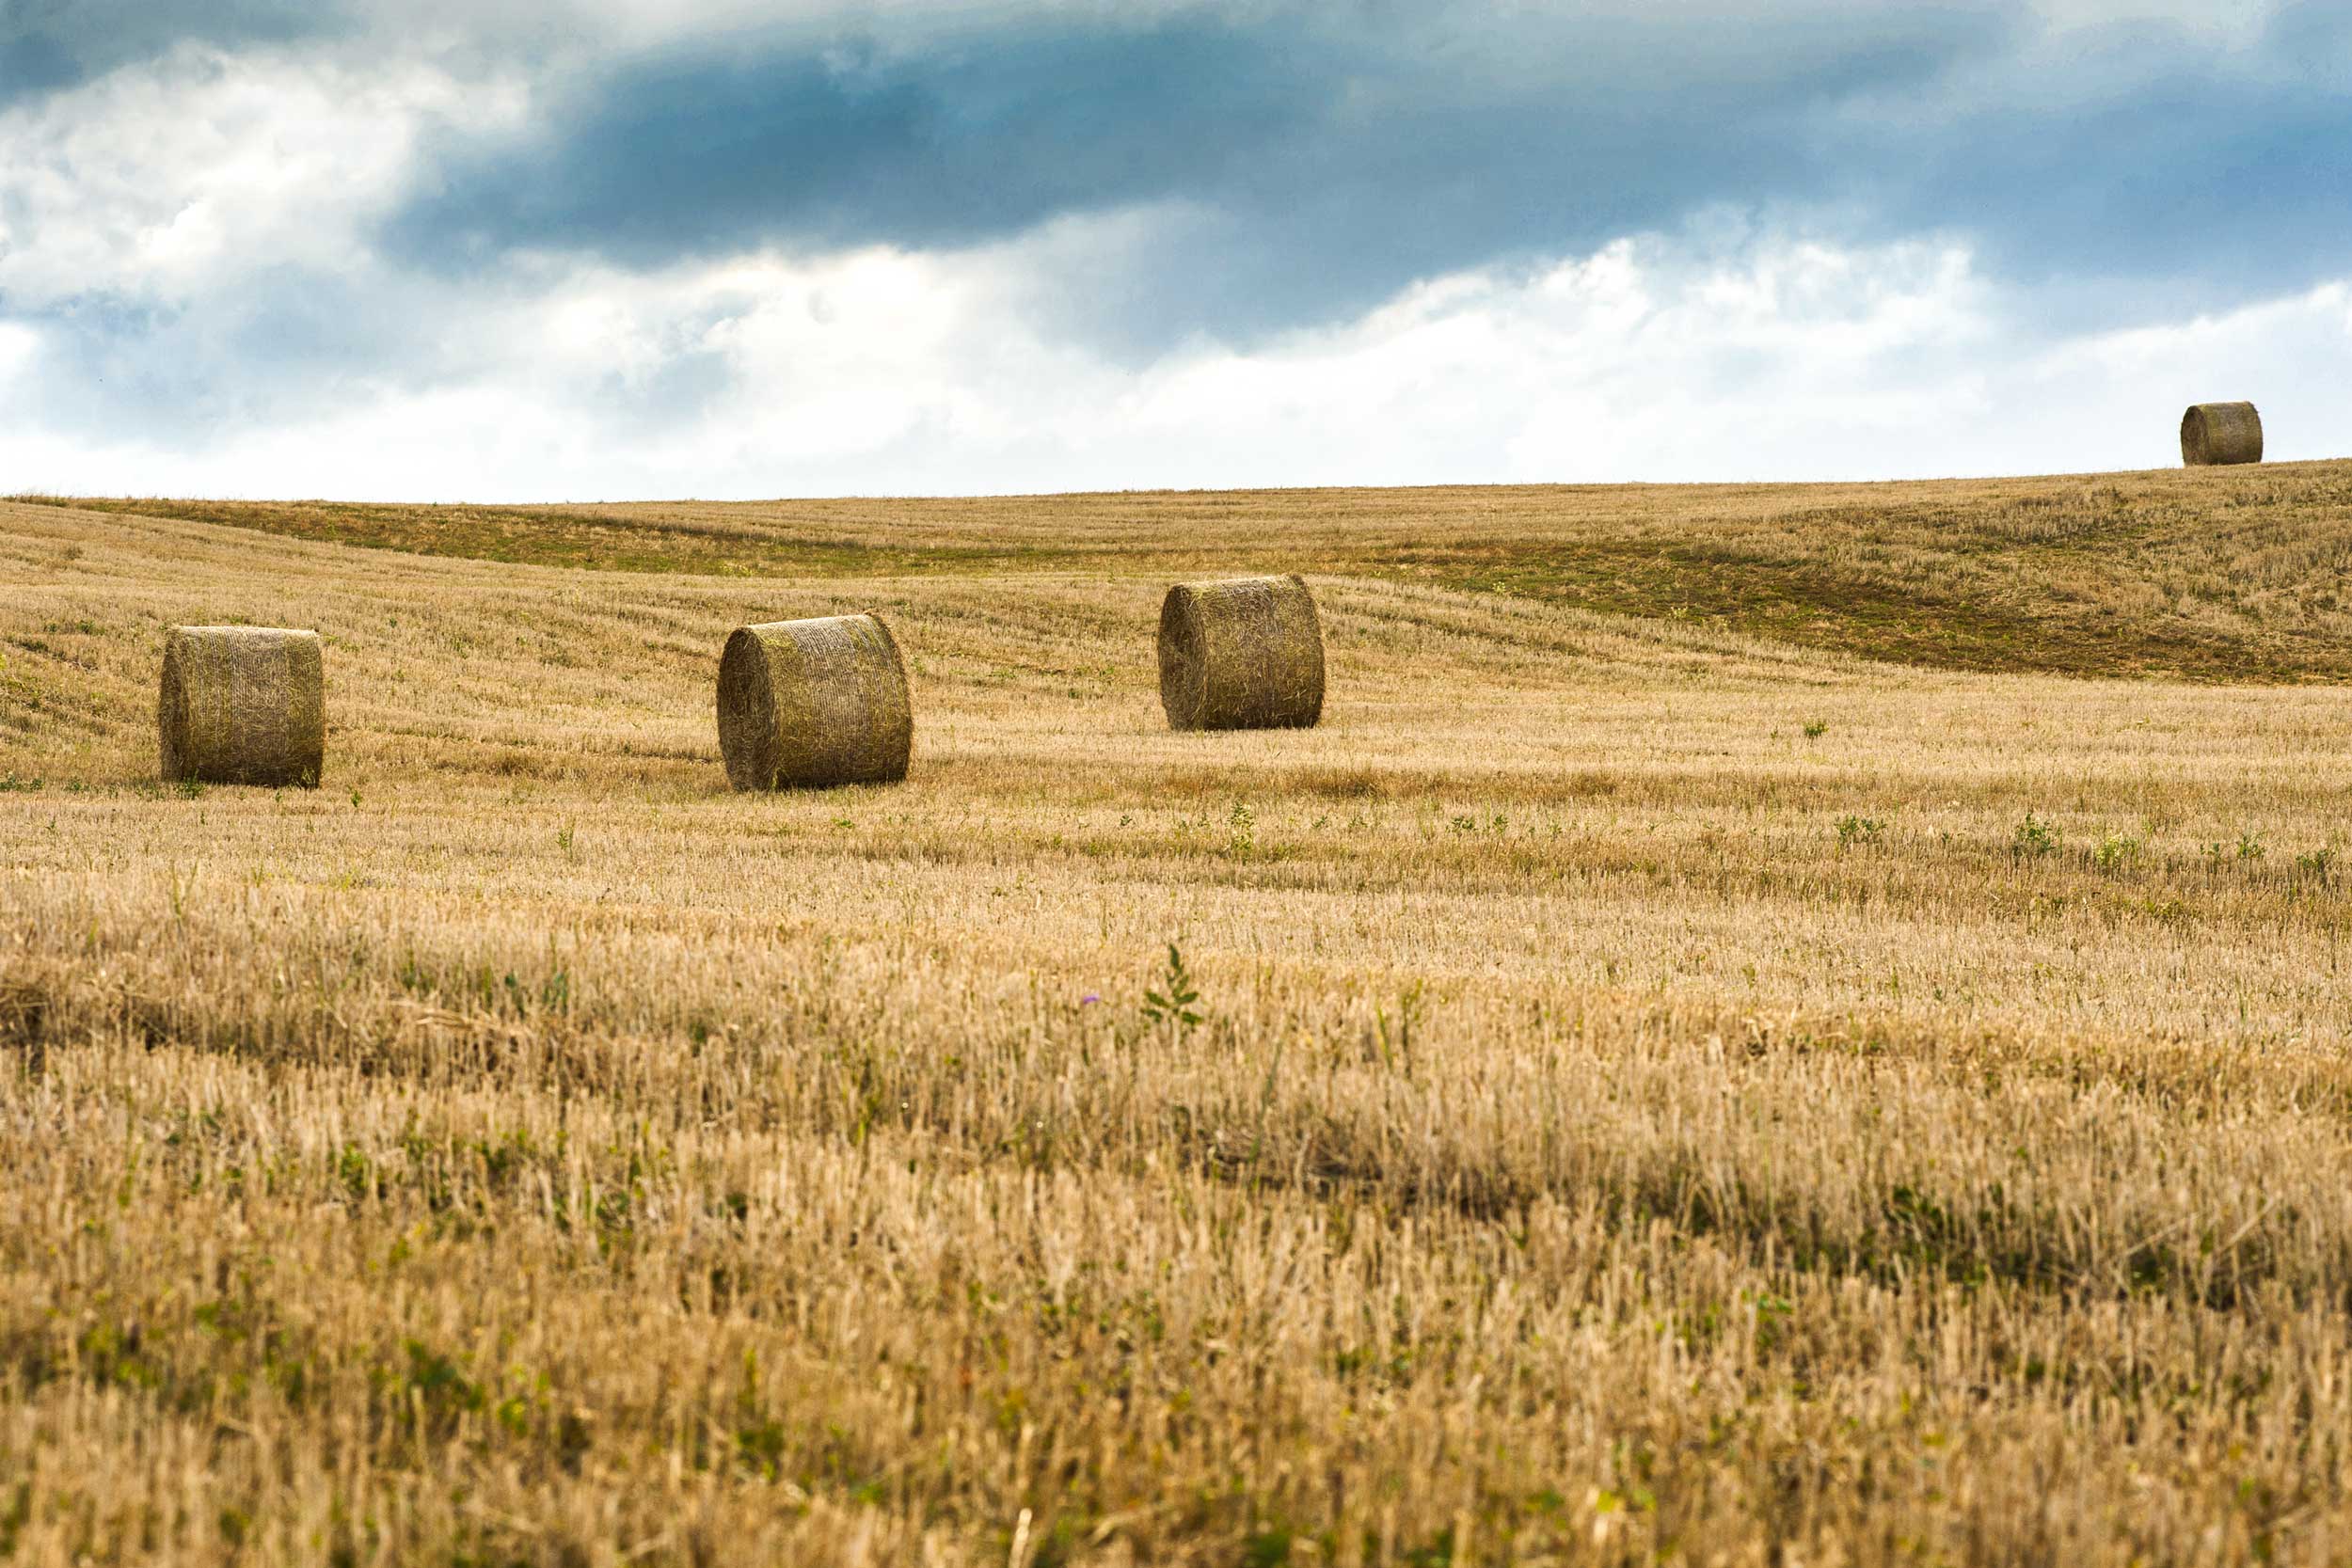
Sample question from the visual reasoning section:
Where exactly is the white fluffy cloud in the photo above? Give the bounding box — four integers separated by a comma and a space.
0, 46, 525, 309
6, 219, 2344, 499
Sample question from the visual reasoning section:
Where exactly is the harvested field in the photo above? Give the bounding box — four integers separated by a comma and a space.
3, 484, 2352, 1566
22, 456, 2352, 681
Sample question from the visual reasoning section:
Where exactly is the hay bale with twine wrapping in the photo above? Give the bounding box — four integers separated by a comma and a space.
2182, 402, 2263, 467
716, 613, 913, 789
1158, 574, 1325, 732
158, 626, 325, 786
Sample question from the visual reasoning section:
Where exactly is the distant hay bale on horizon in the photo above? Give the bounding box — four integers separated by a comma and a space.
158, 626, 325, 787
1158, 574, 1325, 733
2182, 402, 2263, 467
716, 612, 913, 790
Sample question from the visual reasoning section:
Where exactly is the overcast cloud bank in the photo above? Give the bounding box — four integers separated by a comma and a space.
2, 1, 2347, 498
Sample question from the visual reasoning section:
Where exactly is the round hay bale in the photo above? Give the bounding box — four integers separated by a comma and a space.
716, 612, 913, 790
2181, 402, 2263, 467
158, 626, 326, 787
1157, 574, 1325, 732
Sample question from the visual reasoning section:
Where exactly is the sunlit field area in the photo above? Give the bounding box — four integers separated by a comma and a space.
4, 466, 2352, 1565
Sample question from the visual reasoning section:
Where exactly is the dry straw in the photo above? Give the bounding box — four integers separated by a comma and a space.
157, 626, 325, 786
2181, 402, 2263, 467
716, 612, 913, 789
1157, 574, 1325, 731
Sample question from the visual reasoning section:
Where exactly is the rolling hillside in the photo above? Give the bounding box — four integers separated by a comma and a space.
20, 455, 2352, 682
1, 485, 2349, 1566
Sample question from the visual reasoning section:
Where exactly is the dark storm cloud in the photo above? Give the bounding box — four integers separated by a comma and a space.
384, 6, 2015, 337
0, 29, 83, 102
1865, 6, 2352, 300
373, 2, 2352, 346
389, 21, 1327, 266
0, 0, 345, 106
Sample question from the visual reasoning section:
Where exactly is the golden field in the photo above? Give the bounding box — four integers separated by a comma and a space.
2, 464, 2351, 1566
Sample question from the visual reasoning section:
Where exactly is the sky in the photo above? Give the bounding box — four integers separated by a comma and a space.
1, 0, 2347, 499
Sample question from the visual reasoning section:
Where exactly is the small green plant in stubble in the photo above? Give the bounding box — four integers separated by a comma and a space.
1834, 815, 1884, 850
2093, 831, 2143, 876
2201, 832, 2271, 873
1140, 943, 1202, 1038
2013, 813, 2059, 860
1226, 800, 1256, 861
